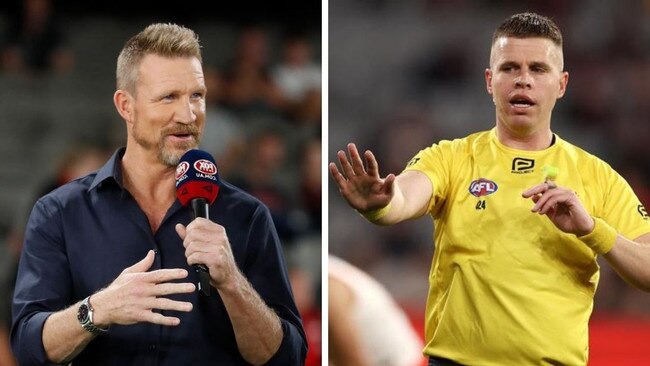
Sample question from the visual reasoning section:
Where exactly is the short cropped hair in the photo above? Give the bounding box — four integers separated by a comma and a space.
116, 23, 202, 93
492, 12, 563, 47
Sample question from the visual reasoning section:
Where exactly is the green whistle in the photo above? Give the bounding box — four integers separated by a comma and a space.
542, 165, 559, 181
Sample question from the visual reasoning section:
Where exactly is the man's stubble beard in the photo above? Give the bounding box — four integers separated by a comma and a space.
132, 123, 202, 167
159, 139, 197, 166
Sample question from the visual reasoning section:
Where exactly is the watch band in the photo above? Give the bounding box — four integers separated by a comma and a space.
78, 296, 108, 335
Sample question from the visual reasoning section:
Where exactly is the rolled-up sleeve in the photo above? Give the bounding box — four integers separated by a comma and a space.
266, 319, 308, 365
11, 198, 72, 366
243, 205, 308, 365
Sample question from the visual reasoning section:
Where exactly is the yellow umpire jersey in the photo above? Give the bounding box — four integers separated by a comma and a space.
403, 129, 650, 366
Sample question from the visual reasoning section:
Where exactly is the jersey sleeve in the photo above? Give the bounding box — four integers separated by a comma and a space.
402, 140, 457, 217
596, 161, 650, 240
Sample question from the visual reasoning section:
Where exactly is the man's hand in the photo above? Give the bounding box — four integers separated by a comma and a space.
329, 143, 395, 212
522, 182, 594, 236
91, 250, 196, 328
175, 219, 241, 291
176, 219, 285, 365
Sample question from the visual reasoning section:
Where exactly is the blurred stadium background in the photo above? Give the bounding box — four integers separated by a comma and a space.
0, 1, 321, 365
328, 0, 650, 365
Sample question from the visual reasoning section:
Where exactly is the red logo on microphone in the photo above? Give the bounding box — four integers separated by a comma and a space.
194, 159, 217, 175
175, 161, 190, 180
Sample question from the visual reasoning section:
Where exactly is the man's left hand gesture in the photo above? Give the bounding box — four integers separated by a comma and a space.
522, 182, 594, 237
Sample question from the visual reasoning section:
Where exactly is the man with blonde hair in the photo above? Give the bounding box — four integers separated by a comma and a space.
12, 23, 306, 365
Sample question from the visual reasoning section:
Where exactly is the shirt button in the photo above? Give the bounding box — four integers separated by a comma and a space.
150, 345, 157, 351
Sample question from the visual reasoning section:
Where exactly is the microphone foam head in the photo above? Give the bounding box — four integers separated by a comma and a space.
175, 149, 220, 206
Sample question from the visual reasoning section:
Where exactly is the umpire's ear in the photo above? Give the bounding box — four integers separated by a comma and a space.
485, 68, 494, 96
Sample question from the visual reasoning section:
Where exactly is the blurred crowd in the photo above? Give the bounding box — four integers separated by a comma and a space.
0, 0, 321, 364
329, 0, 650, 325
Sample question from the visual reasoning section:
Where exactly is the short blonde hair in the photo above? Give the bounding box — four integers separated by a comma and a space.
116, 23, 202, 93
492, 12, 562, 47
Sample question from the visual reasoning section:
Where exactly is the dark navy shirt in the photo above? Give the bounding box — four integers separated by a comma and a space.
11, 148, 307, 365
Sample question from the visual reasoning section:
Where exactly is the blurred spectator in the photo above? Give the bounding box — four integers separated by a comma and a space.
200, 66, 246, 176
223, 26, 284, 116
272, 34, 321, 124
37, 144, 110, 198
229, 128, 296, 242
1, 0, 74, 75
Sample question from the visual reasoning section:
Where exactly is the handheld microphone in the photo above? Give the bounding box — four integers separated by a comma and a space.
175, 149, 221, 296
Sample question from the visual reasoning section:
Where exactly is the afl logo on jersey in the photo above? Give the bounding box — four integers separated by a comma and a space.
469, 178, 498, 197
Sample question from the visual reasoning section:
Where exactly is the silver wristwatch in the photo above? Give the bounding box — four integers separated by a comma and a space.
77, 296, 108, 335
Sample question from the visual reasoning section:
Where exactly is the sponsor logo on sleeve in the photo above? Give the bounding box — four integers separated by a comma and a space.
639, 204, 649, 220
406, 157, 421, 167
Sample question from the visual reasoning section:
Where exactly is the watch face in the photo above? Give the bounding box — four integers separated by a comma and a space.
78, 304, 89, 323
